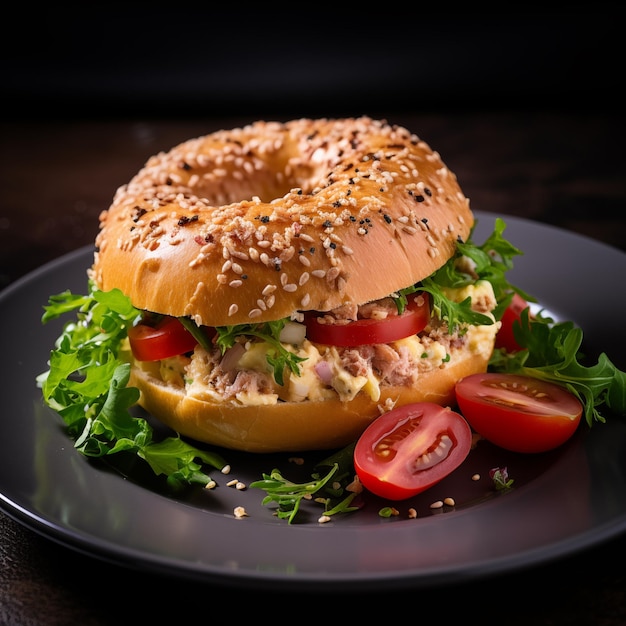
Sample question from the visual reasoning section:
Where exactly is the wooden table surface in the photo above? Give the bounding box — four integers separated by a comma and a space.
1, 112, 625, 625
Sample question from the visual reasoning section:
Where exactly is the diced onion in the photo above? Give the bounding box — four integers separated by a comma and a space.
314, 360, 333, 384
279, 321, 306, 346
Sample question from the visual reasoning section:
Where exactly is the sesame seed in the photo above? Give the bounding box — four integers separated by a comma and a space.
233, 506, 248, 519
326, 267, 340, 281
228, 304, 238, 316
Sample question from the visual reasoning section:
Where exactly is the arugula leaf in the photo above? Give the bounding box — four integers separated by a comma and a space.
250, 442, 361, 523
395, 217, 527, 332
489, 308, 626, 426
249, 461, 359, 523
215, 320, 307, 385
38, 284, 227, 487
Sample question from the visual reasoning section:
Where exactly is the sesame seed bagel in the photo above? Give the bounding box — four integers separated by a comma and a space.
90, 117, 497, 454
92, 117, 473, 326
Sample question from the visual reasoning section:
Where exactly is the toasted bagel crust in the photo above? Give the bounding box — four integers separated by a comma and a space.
92, 117, 473, 326
129, 348, 490, 453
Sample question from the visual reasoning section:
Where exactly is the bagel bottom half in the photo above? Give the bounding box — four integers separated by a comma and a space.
128, 349, 491, 454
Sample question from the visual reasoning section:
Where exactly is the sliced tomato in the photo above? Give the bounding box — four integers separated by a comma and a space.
353, 402, 472, 500
304, 293, 430, 347
455, 373, 583, 453
495, 293, 530, 352
128, 316, 199, 361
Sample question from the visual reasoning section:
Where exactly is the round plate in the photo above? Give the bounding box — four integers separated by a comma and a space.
1, 212, 625, 591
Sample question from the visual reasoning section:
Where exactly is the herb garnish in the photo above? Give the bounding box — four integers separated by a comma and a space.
214, 320, 307, 386
490, 467, 514, 491
37, 284, 226, 488
394, 217, 530, 331
249, 442, 360, 522
489, 308, 626, 426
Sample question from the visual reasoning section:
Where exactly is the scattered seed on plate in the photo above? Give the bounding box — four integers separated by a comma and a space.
472, 473, 481, 481
346, 475, 363, 493
408, 508, 418, 519
221, 464, 232, 475
444, 497, 456, 506
226, 479, 246, 490
318, 515, 332, 524
234, 506, 248, 518
205, 479, 217, 490
430, 500, 444, 509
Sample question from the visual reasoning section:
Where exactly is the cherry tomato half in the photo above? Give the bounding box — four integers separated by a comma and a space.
353, 402, 472, 500
495, 293, 529, 352
455, 373, 583, 454
128, 316, 199, 361
304, 293, 430, 347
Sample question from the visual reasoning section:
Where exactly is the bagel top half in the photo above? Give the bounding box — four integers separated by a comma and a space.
91, 117, 473, 326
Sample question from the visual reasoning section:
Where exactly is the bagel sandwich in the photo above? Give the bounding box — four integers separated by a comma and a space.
82, 117, 517, 453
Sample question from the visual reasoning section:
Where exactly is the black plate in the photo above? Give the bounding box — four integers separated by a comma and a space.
1, 212, 625, 592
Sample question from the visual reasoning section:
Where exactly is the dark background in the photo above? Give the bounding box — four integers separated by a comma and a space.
2, 9, 623, 119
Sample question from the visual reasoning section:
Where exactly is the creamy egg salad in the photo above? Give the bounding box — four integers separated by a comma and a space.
137, 281, 499, 407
